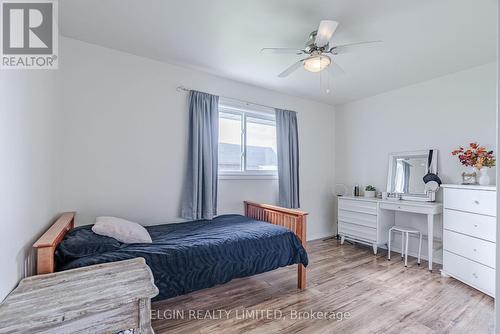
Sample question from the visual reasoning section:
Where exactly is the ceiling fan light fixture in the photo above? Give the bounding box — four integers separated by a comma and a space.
303, 55, 331, 73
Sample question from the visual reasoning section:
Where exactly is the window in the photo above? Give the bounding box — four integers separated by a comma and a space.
218, 101, 277, 178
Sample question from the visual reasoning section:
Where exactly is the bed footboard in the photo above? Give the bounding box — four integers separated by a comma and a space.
243, 201, 308, 289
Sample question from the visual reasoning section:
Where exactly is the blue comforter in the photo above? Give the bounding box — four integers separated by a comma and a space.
55, 214, 308, 301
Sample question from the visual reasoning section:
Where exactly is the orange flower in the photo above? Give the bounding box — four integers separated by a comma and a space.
452, 143, 495, 169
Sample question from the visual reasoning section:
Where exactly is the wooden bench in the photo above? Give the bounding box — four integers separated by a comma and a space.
0, 258, 159, 334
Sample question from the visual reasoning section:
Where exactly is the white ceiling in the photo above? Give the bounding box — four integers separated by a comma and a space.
60, 0, 497, 105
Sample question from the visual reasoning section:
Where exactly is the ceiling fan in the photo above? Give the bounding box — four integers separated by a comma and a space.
261, 20, 382, 78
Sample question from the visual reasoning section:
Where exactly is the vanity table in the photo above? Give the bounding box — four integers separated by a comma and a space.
338, 196, 442, 271
338, 149, 443, 271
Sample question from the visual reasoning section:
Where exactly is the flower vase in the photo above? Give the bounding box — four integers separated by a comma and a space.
477, 168, 490, 186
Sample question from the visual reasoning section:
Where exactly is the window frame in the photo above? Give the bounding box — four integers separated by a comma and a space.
218, 104, 278, 180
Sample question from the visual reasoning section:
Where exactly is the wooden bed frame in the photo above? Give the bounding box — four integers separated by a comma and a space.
33, 202, 308, 289
244, 201, 308, 289
33, 212, 75, 276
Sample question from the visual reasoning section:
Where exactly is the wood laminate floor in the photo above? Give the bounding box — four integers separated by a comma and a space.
151, 238, 494, 334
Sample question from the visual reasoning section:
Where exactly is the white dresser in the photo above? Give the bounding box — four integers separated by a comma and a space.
441, 184, 496, 297
338, 197, 392, 254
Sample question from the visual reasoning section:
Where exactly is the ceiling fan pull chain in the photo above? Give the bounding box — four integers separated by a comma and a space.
326, 68, 331, 94
321, 67, 325, 93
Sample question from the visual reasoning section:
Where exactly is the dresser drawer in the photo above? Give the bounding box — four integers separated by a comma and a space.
338, 209, 377, 228
444, 209, 496, 242
444, 188, 496, 216
338, 199, 377, 215
443, 250, 495, 296
338, 221, 376, 242
443, 230, 495, 268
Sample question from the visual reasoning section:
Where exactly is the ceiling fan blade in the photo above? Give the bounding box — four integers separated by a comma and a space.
261, 48, 305, 55
330, 40, 383, 54
278, 59, 305, 78
315, 20, 339, 47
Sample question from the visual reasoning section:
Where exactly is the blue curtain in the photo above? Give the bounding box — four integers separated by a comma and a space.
275, 109, 300, 208
181, 90, 219, 220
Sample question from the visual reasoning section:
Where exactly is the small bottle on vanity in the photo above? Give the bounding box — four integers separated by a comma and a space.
354, 185, 360, 197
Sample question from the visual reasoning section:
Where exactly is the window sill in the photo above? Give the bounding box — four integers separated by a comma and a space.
218, 173, 278, 180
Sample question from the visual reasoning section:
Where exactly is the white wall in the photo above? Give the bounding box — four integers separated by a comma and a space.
0, 71, 59, 300
58, 37, 336, 241
335, 63, 497, 262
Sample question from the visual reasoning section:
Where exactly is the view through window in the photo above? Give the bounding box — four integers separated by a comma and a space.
218, 103, 277, 175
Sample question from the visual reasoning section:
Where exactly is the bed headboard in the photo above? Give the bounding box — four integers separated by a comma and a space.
33, 212, 75, 275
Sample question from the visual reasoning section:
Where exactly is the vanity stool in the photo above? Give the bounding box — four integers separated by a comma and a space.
388, 226, 422, 267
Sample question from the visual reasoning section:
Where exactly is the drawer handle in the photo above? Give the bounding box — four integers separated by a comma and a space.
473, 248, 477, 252
472, 273, 478, 279
474, 224, 478, 227
473, 200, 480, 205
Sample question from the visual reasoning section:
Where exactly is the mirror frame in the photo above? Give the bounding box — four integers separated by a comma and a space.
386, 149, 438, 202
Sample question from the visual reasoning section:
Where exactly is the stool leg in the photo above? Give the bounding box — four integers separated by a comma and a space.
417, 232, 422, 265
401, 232, 404, 259
388, 229, 392, 260
404, 232, 409, 267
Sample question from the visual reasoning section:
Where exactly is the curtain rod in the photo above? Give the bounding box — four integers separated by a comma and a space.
176, 85, 280, 112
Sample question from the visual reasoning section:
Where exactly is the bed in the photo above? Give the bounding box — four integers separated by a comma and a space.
33, 202, 308, 301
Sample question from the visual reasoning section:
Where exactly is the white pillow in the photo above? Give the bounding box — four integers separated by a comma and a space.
92, 216, 152, 244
